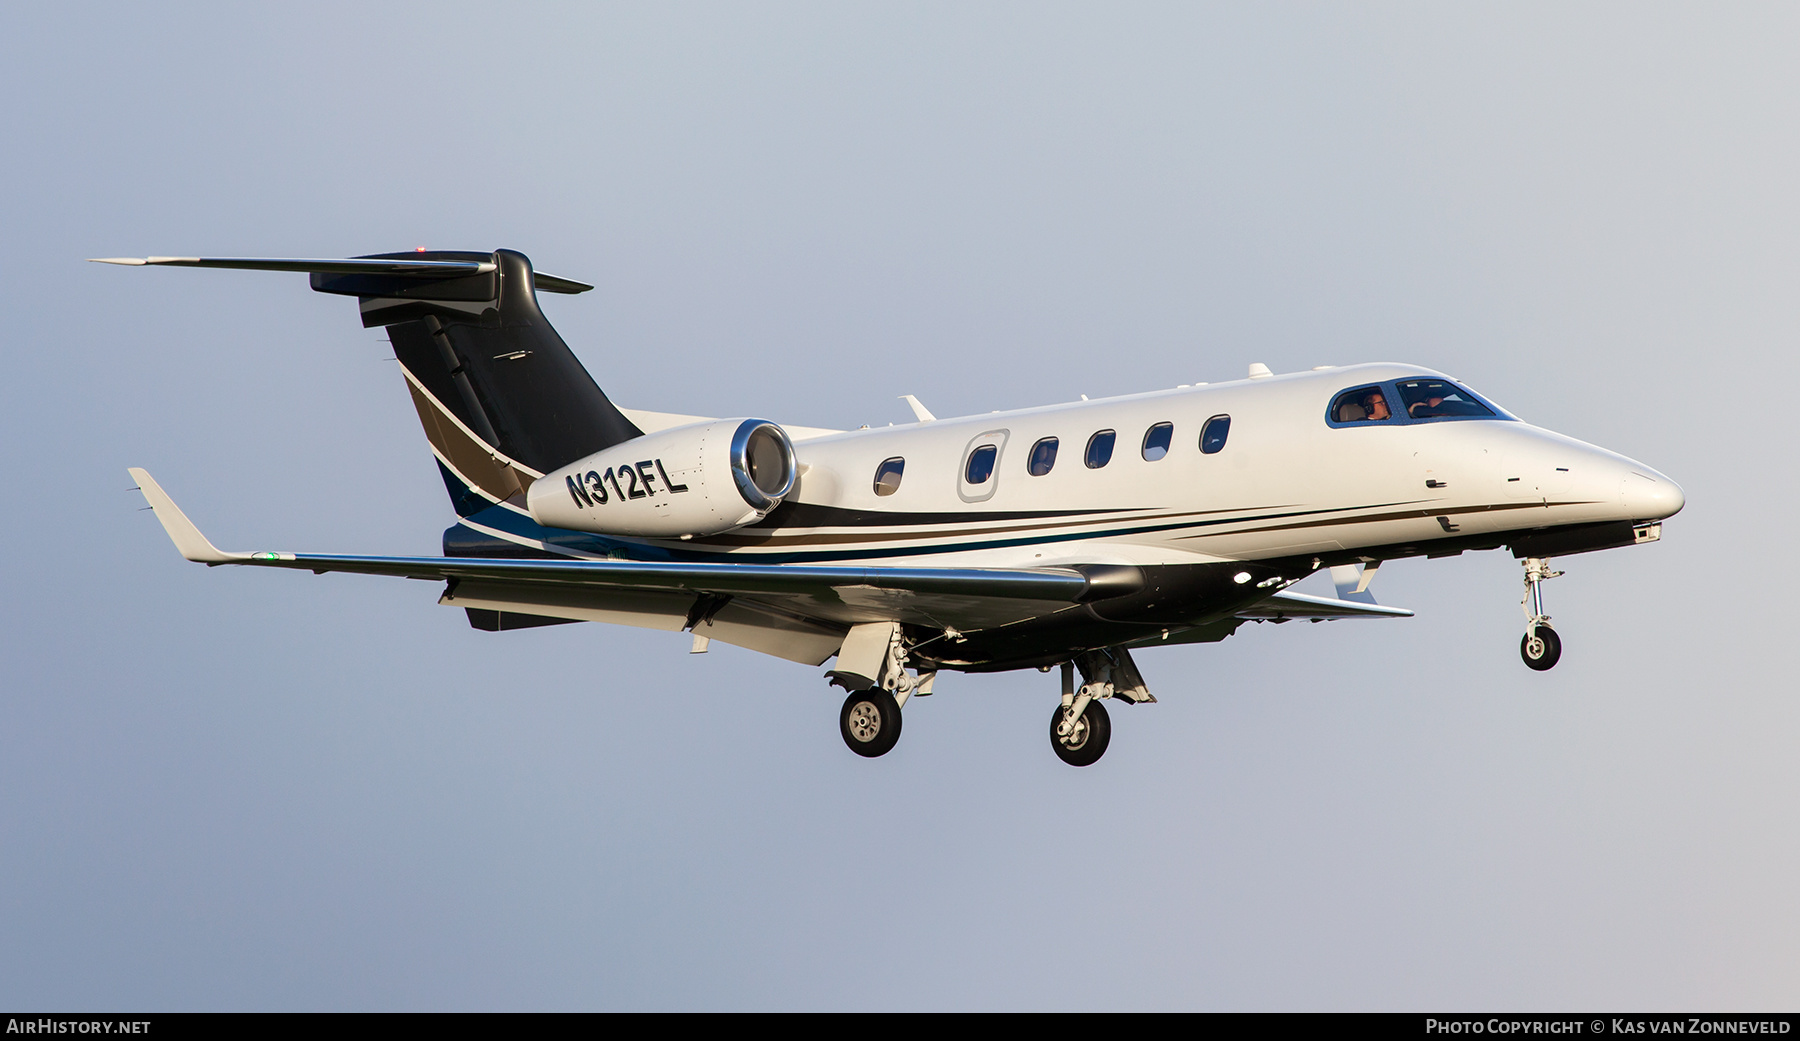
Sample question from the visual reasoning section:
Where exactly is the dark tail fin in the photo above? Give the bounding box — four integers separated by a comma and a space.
311, 249, 642, 515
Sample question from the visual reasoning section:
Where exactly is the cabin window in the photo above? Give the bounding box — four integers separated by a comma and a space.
1330, 385, 1393, 423
1394, 378, 1498, 420
1085, 430, 1116, 469
1141, 422, 1173, 461
1027, 437, 1059, 476
873, 457, 905, 496
965, 444, 998, 485
1200, 415, 1231, 454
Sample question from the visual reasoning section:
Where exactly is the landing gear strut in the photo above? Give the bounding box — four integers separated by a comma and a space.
1048, 651, 1150, 766
1520, 556, 1564, 671
829, 621, 935, 758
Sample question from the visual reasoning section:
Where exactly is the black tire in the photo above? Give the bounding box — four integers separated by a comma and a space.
839, 689, 903, 758
1050, 699, 1111, 767
1521, 625, 1562, 671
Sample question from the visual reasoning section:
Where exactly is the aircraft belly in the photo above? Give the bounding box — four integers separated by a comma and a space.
774, 587, 1081, 631
927, 568, 1278, 670
927, 619, 1170, 671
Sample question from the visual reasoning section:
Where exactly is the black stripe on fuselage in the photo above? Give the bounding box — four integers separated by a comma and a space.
741, 500, 1134, 531
468, 499, 1435, 563
695, 503, 1306, 548
692, 495, 1592, 560
1185, 499, 1605, 540
462, 492, 1593, 567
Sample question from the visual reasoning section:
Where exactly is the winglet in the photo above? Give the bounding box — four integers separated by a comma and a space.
128, 468, 251, 564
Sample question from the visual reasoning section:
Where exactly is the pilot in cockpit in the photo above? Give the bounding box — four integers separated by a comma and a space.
1332, 386, 1394, 423
1408, 394, 1447, 418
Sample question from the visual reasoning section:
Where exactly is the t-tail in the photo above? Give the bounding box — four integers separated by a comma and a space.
94, 249, 643, 517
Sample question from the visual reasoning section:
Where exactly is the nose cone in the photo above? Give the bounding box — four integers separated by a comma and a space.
1622, 467, 1685, 521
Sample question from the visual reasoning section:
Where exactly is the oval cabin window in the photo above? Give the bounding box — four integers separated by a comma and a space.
965, 444, 998, 485
1027, 437, 1059, 476
873, 457, 905, 496
1200, 415, 1230, 454
1085, 430, 1116, 469
1141, 422, 1173, 461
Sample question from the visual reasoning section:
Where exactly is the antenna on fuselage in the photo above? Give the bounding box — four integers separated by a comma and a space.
898, 395, 936, 423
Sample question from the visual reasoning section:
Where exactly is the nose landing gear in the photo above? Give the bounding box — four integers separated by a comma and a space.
1520, 556, 1565, 671
1521, 626, 1561, 671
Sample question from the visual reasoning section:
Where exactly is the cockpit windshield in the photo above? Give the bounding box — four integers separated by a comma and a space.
1394, 379, 1496, 420
1327, 377, 1509, 427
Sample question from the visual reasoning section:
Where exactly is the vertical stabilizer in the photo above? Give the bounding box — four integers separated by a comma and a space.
311, 249, 643, 514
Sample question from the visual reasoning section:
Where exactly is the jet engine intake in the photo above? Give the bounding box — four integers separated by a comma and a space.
527, 418, 796, 537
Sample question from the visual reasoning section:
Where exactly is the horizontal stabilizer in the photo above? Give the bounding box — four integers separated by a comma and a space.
89, 255, 593, 293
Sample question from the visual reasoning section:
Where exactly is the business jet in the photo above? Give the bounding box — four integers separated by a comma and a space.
100, 248, 1685, 766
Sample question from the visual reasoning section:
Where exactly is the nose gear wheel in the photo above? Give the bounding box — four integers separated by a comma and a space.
1520, 624, 1562, 671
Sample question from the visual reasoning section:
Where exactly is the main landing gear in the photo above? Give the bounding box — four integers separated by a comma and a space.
1052, 695, 1111, 767
1049, 650, 1152, 767
1520, 556, 1565, 671
825, 624, 1153, 765
829, 621, 934, 758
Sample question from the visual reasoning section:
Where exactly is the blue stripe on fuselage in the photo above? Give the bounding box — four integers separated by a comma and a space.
443, 500, 1385, 566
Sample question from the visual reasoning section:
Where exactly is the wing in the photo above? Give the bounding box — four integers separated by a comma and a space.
130, 469, 1130, 664
131, 469, 1403, 666
1236, 589, 1413, 620
1119, 587, 1411, 653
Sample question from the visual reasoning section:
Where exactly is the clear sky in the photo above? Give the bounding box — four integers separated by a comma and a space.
2, 2, 1796, 1010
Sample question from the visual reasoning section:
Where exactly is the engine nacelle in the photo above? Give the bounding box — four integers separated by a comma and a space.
527, 418, 797, 538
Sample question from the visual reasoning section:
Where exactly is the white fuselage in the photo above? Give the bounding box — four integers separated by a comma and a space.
641, 362, 1683, 569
